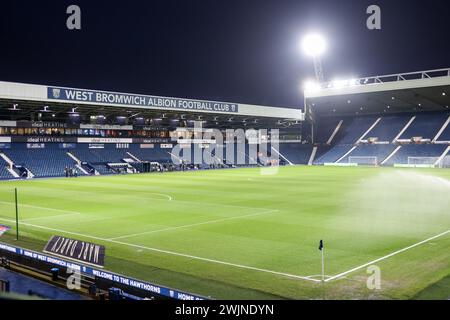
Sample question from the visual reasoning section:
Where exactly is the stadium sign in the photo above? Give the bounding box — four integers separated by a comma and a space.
0, 242, 205, 300
78, 137, 133, 144
80, 124, 133, 130
135, 138, 170, 143
48, 86, 239, 113
23, 136, 76, 143
44, 235, 105, 268
9, 136, 77, 143
28, 121, 69, 128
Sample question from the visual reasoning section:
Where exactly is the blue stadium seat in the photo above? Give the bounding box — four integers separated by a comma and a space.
315, 118, 343, 143
399, 113, 449, 140
337, 116, 378, 145
338, 144, 397, 163
4, 144, 77, 178
383, 144, 447, 165
0, 155, 14, 179
364, 115, 411, 141
71, 144, 129, 163
314, 145, 354, 164
436, 120, 450, 141
314, 112, 450, 166
277, 143, 313, 164
128, 145, 173, 163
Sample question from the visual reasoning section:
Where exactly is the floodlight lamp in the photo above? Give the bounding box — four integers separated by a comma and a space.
303, 80, 321, 93
301, 33, 327, 57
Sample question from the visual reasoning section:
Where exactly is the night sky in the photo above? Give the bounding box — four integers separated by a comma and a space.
0, 0, 449, 109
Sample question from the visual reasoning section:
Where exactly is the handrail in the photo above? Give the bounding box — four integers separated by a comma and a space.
315, 68, 450, 90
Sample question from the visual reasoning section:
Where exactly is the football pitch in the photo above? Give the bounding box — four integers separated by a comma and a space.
0, 166, 450, 299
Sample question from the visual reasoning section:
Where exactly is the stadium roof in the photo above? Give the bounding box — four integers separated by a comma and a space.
304, 68, 450, 116
0, 81, 304, 128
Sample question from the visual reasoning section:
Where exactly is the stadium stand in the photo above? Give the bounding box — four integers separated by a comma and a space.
0, 68, 449, 179
311, 110, 450, 167
1, 111, 449, 178
436, 118, 450, 141
383, 144, 447, 166
337, 144, 397, 164
91, 164, 114, 175
4, 144, 77, 178
0, 267, 87, 300
0, 156, 13, 179
363, 115, 411, 142
128, 145, 173, 163
277, 143, 313, 165
314, 118, 343, 144
223, 143, 258, 166
71, 144, 130, 164
399, 113, 449, 140
314, 145, 354, 164
313, 145, 332, 162
336, 116, 378, 144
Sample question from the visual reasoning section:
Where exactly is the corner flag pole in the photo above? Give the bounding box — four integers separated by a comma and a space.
321, 247, 325, 282
15, 188, 19, 241
319, 239, 324, 282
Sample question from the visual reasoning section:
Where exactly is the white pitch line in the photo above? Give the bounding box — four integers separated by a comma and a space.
146, 193, 173, 201
0, 201, 83, 216
0, 201, 114, 223
21, 212, 81, 222
0, 216, 320, 283
325, 228, 450, 282
304, 274, 332, 280
108, 209, 279, 240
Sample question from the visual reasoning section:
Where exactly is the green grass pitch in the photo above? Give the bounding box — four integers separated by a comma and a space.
0, 166, 450, 299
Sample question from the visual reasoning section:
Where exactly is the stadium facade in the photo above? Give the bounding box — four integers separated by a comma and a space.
0, 67, 450, 180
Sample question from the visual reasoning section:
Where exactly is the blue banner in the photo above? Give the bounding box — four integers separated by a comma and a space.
48, 87, 239, 113
0, 143, 11, 149
0, 242, 206, 300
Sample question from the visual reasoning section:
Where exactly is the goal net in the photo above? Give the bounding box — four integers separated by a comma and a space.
436, 156, 450, 168
348, 156, 378, 166
407, 157, 439, 166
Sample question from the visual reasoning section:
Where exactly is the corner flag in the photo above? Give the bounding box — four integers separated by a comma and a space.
319, 240, 324, 251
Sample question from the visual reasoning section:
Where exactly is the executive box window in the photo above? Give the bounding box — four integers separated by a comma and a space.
0, 126, 172, 138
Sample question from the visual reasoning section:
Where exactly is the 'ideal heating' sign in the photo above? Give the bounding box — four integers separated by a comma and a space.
44, 235, 105, 268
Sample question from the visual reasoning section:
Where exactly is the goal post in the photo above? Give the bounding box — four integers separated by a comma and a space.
436, 155, 450, 168
348, 156, 378, 166
407, 157, 439, 167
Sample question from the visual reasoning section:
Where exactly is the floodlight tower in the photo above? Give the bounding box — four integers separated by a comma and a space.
301, 33, 327, 145
301, 33, 327, 82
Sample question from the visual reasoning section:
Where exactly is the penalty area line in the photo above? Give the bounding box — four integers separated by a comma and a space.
325, 228, 450, 282
108, 209, 279, 240
0, 216, 320, 283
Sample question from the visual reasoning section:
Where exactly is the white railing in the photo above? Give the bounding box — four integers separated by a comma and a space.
316, 68, 450, 90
